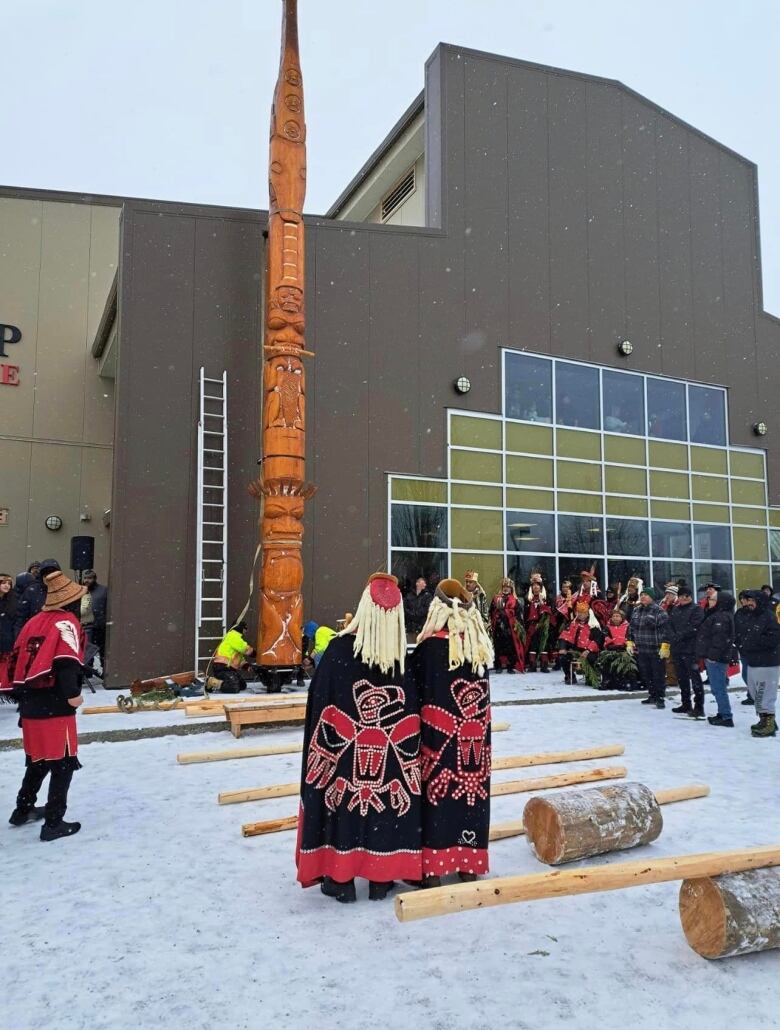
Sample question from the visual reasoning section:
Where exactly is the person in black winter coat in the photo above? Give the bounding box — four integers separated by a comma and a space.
734, 592, 754, 703
403, 578, 433, 637
735, 591, 780, 738
627, 587, 670, 709
696, 590, 735, 727
0, 573, 18, 694
14, 559, 60, 637
667, 585, 705, 716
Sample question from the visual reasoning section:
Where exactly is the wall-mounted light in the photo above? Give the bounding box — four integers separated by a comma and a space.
753, 421, 768, 437
102, 509, 112, 529
45, 515, 63, 531
617, 339, 633, 357
454, 376, 471, 395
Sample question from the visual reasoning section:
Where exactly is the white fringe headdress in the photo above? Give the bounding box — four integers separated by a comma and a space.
526, 571, 547, 603
417, 579, 495, 676
339, 574, 406, 675
618, 576, 644, 607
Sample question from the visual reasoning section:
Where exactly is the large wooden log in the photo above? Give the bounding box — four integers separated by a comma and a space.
242, 815, 299, 838
222, 763, 626, 807
130, 671, 196, 695
394, 845, 780, 923
524, 782, 663, 865
679, 869, 780, 959
492, 743, 624, 771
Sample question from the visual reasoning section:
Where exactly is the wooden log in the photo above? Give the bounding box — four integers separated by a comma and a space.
177, 742, 304, 765
492, 722, 510, 732
130, 671, 195, 695
491, 784, 710, 844
226, 702, 307, 738
492, 743, 624, 772
394, 845, 780, 923
82, 701, 185, 715
242, 815, 299, 838
679, 869, 780, 959
220, 783, 297, 804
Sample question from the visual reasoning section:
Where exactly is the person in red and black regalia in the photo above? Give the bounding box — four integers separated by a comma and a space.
489, 577, 525, 673
296, 573, 422, 904
407, 579, 495, 887
8, 569, 86, 840
557, 597, 603, 686
524, 576, 555, 673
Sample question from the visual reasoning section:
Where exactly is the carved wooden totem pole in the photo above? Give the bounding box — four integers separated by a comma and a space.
250, 0, 315, 670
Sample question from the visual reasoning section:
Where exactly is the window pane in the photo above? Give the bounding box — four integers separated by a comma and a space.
651, 520, 692, 559
558, 557, 606, 594
694, 524, 732, 561
606, 518, 649, 557
558, 514, 604, 555
391, 551, 447, 596
556, 361, 600, 429
689, 385, 727, 446
652, 561, 693, 593
772, 567, 780, 593
694, 562, 734, 594
771, 530, 780, 564
647, 378, 687, 441
505, 353, 552, 422
391, 504, 447, 549
608, 560, 651, 593
602, 371, 645, 435
507, 554, 557, 595
506, 511, 556, 553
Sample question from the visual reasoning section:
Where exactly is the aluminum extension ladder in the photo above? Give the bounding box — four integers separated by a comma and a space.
195, 368, 228, 676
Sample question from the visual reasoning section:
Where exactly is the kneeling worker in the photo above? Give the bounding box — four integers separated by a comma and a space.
211, 620, 255, 692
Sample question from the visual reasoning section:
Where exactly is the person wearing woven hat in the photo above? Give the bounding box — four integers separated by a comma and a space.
627, 586, 671, 709
463, 570, 489, 627
7, 569, 86, 840
489, 577, 525, 673
406, 579, 494, 886
296, 573, 421, 903
557, 596, 603, 686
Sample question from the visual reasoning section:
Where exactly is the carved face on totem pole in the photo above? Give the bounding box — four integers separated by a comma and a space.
265, 355, 305, 432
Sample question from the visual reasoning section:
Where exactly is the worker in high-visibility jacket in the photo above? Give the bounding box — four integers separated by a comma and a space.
312, 625, 337, 667
210, 621, 255, 692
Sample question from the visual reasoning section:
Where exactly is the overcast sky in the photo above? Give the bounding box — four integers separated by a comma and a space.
3, 0, 778, 312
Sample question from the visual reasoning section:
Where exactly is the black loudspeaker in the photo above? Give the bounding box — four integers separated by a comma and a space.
70, 535, 95, 572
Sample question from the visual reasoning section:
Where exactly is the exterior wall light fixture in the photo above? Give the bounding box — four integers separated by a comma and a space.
45, 515, 63, 531
454, 376, 471, 395
753, 421, 768, 437
617, 339, 633, 357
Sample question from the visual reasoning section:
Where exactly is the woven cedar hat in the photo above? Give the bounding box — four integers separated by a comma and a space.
42, 570, 87, 611
341, 573, 405, 674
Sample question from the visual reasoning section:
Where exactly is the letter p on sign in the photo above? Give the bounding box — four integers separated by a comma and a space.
0, 324, 21, 358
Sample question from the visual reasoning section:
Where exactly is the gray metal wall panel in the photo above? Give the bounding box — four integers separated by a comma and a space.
689, 136, 726, 382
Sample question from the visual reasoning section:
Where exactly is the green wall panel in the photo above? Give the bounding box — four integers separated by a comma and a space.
450, 415, 502, 450
451, 508, 503, 551
505, 487, 554, 510
451, 483, 502, 507
556, 429, 601, 461
451, 449, 501, 482
691, 475, 729, 503
691, 446, 728, 475
651, 499, 691, 519
732, 507, 767, 527
649, 440, 688, 470
605, 465, 646, 495
730, 478, 766, 507
557, 491, 603, 514
730, 450, 765, 479
391, 478, 447, 503
770, 509, 780, 529
650, 470, 689, 499
506, 454, 554, 487
733, 527, 769, 562
735, 564, 771, 592
606, 496, 648, 517
506, 423, 553, 455
557, 461, 602, 492
604, 434, 645, 465
692, 503, 730, 523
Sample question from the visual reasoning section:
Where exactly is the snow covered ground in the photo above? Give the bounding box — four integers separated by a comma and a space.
1, 677, 775, 1030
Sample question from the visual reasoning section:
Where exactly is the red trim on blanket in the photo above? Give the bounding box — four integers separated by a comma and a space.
21, 716, 78, 762
422, 845, 489, 877
297, 845, 422, 887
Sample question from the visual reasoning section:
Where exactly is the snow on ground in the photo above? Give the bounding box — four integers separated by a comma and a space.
1, 679, 775, 1030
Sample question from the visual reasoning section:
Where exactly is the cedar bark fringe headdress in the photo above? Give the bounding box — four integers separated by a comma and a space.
417, 579, 495, 676
340, 574, 406, 674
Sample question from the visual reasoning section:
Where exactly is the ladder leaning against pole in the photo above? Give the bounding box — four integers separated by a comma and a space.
195, 367, 228, 677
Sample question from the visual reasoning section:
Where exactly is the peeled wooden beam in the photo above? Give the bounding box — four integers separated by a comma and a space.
242, 815, 299, 838
82, 701, 185, 715
680, 868, 780, 959
222, 763, 625, 807
394, 845, 780, 923
492, 743, 624, 772
177, 742, 304, 765
491, 783, 710, 845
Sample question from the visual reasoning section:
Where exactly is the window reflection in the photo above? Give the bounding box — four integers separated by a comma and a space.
505, 353, 552, 423
391, 551, 447, 595
506, 511, 556, 553
652, 560, 693, 592
602, 371, 644, 435
768, 529, 780, 564
391, 504, 447, 549
507, 554, 556, 593
651, 521, 692, 559
556, 361, 600, 430
605, 518, 649, 557
689, 386, 726, 446
608, 560, 651, 593
647, 378, 687, 441
558, 557, 606, 592
693, 524, 732, 561
694, 562, 734, 593
558, 514, 603, 555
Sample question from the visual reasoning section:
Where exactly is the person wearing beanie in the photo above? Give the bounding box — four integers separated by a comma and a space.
296, 574, 422, 903
627, 586, 671, 709
734, 591, 780, 738
406, 579, 494, 887
667, 585, 706, 716
7, 569, 86, 840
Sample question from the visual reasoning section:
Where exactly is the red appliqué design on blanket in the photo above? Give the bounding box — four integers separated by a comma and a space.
305, 680, 421, 817
421, 677, 491, 806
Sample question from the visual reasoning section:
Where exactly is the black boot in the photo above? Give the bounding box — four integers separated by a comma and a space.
640, 696, 655, 705
655, 699, 666, 709
368, 881, 396, 901
320, 876, 356, 903
741, 696, 755, 706
707, 714, 734, 728
40, 820, 81, 841
9, 806, 45, 826
458, 872, 478, 883
422, 875, 441, 889
563, 669, 572, 685
689, 703, 704, 718
672, 702, 692, 714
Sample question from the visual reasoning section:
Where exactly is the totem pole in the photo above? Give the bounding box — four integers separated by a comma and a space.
249, 0, 315, 671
